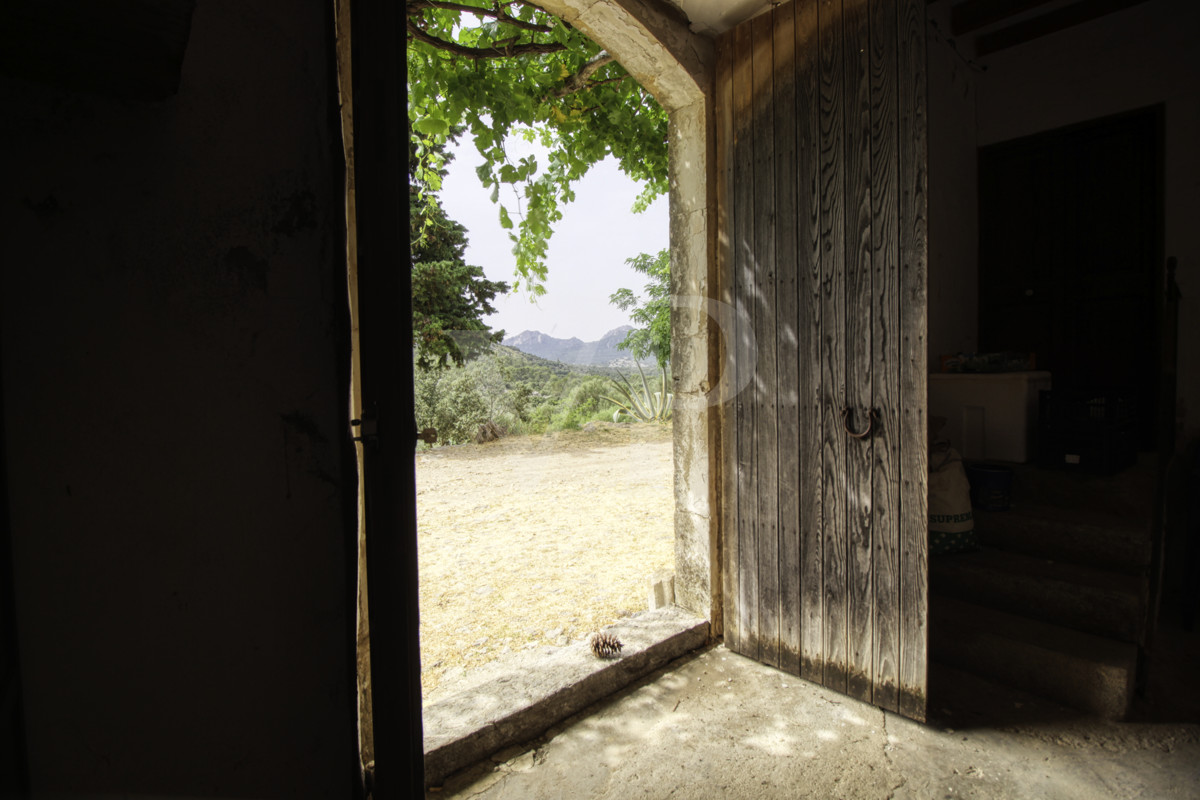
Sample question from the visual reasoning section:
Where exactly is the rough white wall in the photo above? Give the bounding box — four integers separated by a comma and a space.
926, 6, 980, 370
965, 0, 1198, 442
924, 0, 1199, 444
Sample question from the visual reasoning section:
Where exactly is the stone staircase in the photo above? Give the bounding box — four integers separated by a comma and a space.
929, 456, 1157, 719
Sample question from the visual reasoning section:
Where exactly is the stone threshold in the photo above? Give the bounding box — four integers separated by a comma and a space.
422, 606, 710, 787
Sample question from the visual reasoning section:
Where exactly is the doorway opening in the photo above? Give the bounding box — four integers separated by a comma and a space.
413, 158, 678, 706
348, 0, 722, 784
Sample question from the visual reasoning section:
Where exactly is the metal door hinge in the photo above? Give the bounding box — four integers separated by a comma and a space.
351, 404, 378, 444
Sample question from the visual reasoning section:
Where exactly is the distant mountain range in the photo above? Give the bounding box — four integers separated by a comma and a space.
503, 325, 648, 368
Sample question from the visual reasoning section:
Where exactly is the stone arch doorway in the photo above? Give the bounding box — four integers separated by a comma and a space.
358, 0, 932, 794
350, 2, 727, 794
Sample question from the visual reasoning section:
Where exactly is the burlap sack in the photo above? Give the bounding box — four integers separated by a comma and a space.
929, 442, 976, 553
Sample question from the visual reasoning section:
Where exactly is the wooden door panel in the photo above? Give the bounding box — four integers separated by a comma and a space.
897, 0, 930, 722
868, 0, 902, 712
731, 18, 757, 663
795, 0, 825, 688
773, 0, 802, 679
717, 0, 928, 721
752, 10, 782, 671
816, 0, 848, 696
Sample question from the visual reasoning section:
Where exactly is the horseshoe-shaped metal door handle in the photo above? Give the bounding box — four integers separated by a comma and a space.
841, 407, 878, 440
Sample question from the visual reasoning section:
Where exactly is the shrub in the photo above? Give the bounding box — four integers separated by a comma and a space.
414, 365, 489, 445
604, 363, 673, 422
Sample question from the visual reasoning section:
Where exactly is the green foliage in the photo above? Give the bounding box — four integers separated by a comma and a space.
568, 376, 613, 416
411, 138, 510, 370
413, 363, 489, 445
508, 383, 533, 422
556, 376, 612, 428
465, 354, 510, 418
603, 362, 673, 423
414, 345, 635, 445
407, 0, 668, 290
410, 257, 507, 369
609, 248, 671, 370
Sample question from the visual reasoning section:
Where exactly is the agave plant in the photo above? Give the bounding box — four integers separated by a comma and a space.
603, 362, 673, 423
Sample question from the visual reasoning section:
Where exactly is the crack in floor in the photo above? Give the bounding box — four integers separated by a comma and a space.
883, 711, 897, 764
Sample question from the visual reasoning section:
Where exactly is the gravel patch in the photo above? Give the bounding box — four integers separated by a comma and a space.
416, 422, 675, 702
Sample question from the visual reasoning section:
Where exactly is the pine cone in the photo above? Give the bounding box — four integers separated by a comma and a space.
590, 632, 623, 659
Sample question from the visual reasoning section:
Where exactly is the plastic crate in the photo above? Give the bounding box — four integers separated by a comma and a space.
1038, 390, 1136, 474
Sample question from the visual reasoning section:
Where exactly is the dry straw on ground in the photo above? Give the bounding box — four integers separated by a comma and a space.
416, 422, 674, 703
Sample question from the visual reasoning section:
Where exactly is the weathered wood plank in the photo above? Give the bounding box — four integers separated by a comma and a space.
716, 33, 740, 655
772, 0, 801, 677
843, 0, 875, 706
897, 0, 929, 723
868, 0, 902, 715
796, 0, 825, 686
353, 0, 427, 788
752, 11, 781, 670
721, 1, 924, 719
818, 0, 849, 696
732, 20, 760, 662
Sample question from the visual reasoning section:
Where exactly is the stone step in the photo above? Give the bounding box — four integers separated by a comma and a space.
927, 662, 1089, 728
422, 607, 710, 788
930, 547, 1147, 642
998, 451, 1158, 517
930, 596, 1138, 719
972, 507, 1152, 572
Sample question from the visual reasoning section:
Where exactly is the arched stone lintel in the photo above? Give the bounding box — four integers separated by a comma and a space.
536, 0, 711, 113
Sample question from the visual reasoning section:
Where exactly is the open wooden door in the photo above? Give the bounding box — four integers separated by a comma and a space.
717, 0, 929, 721
350, 0, 426, 793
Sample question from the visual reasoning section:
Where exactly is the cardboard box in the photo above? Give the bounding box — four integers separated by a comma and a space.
928, 371, 1052, 463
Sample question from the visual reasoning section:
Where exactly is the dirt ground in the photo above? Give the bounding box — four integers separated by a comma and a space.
416, 421, 675, 702
433, 648, 1200, 800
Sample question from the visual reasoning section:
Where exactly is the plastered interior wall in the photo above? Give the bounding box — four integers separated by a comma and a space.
925, 0, 1199, 443
926, 6, 980, 369
0, 1, 354, 795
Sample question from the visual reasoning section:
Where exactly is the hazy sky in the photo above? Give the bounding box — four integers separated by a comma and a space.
438, 137, 669, 342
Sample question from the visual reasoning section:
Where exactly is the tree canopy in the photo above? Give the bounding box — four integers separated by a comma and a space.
609, 248, 671, 370
410, 139, 509, 369
406, 0, 669, 291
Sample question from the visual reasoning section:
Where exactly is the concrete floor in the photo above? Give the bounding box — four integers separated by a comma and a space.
430, 645, 1200, 799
